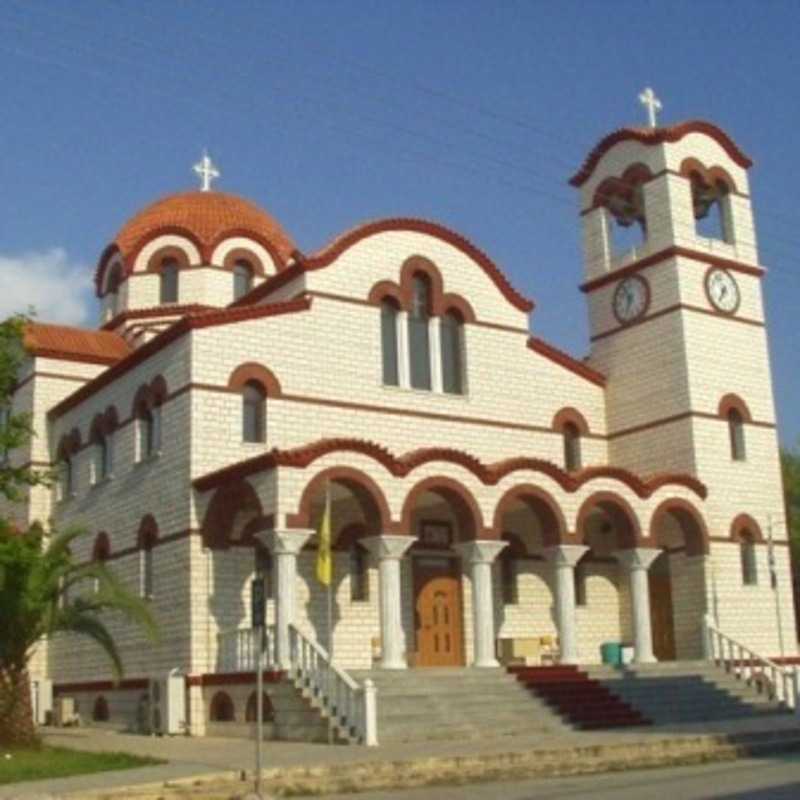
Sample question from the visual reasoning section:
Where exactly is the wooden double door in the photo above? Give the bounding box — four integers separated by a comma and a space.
413, 555, 465, 667
649, 572, 676, 661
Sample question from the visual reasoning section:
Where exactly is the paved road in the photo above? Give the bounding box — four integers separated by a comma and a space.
318, 754, 800, 800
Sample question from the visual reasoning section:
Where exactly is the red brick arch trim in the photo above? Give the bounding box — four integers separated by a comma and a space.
367, 270, 477, 323
730, 513, 765, 543
222, 247, 268, 277
285, 465, 392, 534
137, 514, 159, 549
680, 157, 739, 194
367, 281, 403, 307
57, 428, 82, 460
209, 228, 288, 272
302, 218, 534, 313
92, 531, 111, 561
201, 479, 264, 550
648, 498, 710, 556
193, 437, 707, 501
718, 393, 752, 423
552, 407, 590, 435
145, 244, 192, 274
592, 163, 654, 210
400, 256, 445, 313
441, 294, 476, 323
575, 491, 642, 549
227, 363, 282, 397
400, 475, 489, 540
492, 485, 569, 547
569, 121, 753, 188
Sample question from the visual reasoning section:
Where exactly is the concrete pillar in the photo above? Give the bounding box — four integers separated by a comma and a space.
617, 548, 661, 664
454, 540, 508, 668
259, 529, 314, 670
361, 535, 416, 669
544, 545, 589, 665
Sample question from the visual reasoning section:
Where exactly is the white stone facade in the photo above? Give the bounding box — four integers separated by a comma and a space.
4, 120, 795, 735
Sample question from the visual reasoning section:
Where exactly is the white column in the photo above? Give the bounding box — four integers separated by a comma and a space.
454, 540, 507, 668
258, 528, 314, 670
429, 317, 443, 393
544, 545, 589, 665
361, 535, 416, 669
397, 311, 410, 389
617, 548, 661, 664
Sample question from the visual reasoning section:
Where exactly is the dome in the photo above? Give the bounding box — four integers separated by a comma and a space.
96, 191, 297, 293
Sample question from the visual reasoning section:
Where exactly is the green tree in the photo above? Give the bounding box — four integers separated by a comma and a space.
782, 442, 800, 562
0, 315, 157, 747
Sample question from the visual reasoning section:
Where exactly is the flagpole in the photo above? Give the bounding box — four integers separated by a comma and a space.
326, 479, 334, 745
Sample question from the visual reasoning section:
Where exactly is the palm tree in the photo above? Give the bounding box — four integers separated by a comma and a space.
0, 522, 158, 747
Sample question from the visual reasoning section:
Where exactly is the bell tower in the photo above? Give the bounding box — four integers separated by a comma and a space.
571, 95, 785, 547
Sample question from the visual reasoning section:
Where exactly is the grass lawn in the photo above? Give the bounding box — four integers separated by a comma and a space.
0, 745, 164, 785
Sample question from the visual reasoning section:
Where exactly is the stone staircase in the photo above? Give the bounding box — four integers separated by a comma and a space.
585, 660, 792, 725
509, 665, 649, 729
350, 667, 570, 744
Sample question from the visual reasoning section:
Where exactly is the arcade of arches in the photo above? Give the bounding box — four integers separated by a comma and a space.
202, 463, 715, 670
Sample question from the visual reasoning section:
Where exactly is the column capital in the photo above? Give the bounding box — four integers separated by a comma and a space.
360, 534, 416, 561
543, 544, 589, 568
616, 547, 661, 571
453, 539, 507, 565
257, 528, 314, 556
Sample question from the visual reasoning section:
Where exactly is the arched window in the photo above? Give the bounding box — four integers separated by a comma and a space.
159, 258, 179, 304
440, 311, 464, 395
380, 299, 400, 386
255, 544, 273, 598
138, 406, 155, 461
209, 691, 235, 722
92, 696, 109, 722
740, 533, 758, 586
350, 544, 369, 602
141, 539, 154, 599
107, 264, 122, 318
563, 422, 582, 472
242, 381, 266, 443
92, 434, 110, 484
500, 550, 518, 605
233, 260, 254, 301
692, 177, 733, 243
245, 691, 274, 723
61, 454, 74, 500
92, 534, 109, 595
728, 409, 746, 461
408, 274, 432, 390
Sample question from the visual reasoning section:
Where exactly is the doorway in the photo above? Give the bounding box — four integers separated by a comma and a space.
413, 555, 464, 667
649, 551, 676, 661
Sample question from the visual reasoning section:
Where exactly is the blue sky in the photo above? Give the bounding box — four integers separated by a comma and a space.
0, 0, 798, 446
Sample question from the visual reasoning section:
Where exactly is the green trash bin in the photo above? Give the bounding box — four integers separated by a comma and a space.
600, 642, 623, 665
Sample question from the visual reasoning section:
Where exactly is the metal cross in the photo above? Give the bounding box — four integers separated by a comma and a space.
193, 151, 220, 192
638, 87, 662, 128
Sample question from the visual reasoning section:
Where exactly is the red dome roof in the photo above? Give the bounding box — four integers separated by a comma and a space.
96, 191, 296, 292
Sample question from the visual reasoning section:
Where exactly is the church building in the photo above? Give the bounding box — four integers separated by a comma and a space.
7, 105, 796, 739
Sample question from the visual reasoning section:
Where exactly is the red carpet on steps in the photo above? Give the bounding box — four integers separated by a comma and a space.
508, 664, 650, 730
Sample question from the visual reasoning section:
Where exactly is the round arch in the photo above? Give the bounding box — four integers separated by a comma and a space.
648, 498, 710, 556
492, 484, 568, 547
227, 362, 282, 397
286, 466, 392, 535
730, 512, 765, 543
201, 479, 265, 549
575, 491, 642, 550
400, 475, 487, 540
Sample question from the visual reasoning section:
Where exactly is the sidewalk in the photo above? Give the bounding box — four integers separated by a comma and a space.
3, 715, 800, 799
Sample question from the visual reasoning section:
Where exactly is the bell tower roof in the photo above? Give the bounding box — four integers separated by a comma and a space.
569, 120, 753, 188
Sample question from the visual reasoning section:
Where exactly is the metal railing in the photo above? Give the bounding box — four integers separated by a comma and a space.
703, 614, 800, 712
289, 623, 377, 746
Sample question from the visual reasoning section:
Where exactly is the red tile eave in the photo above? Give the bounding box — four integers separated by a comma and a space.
28, 348, 121, 367
232, 218, 535, 315
48, 298, 312, 421
569, 120, 753, 188
527, 336, 606, 388
100, 303, 216, 330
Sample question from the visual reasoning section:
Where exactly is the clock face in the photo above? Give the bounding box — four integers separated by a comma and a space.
706, 268, 740, 314
612, 276, 648, 324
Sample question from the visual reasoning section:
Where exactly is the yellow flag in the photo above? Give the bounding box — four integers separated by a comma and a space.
316, 483, 332, 586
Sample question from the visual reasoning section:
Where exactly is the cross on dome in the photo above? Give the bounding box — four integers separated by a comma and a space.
638, 87, 662, 128
193, 151, 220, 192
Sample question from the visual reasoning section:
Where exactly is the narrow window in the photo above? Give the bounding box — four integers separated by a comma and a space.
93, 435, 110, 483
160, 258, 179, 304
350, 544, 368, 602
408, 275, 432, 390
242, 381, 266, 443
440, 311, 464, 395
107, 264, 122, 318
740, 535, 758, 586
255, 544, 273, 598
728, 409, 746, 461
138, 407, 154, 461
152, 403, 163, 452
693, 178, 733, 243
574, 562, 587, 607
62, 455, 74, 499
380, 300, 400, 386
563, 422, 582, 472
500, 551, 518, 605
141, 540, 154, 599
233, 260, 254, 301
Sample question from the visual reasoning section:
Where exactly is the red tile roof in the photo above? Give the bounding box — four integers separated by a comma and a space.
24, 323, 131, 366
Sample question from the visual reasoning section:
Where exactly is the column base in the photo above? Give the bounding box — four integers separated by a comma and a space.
633, 654, 657, 664
473, 657, 500, 668
379, 659, 408, 670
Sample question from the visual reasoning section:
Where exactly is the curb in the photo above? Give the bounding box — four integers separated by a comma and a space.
66, 730, 800, 799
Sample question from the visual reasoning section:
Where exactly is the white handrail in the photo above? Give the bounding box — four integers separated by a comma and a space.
703, 614, 799, 712
216, 625, 277, 672
288, 624, 377, 746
